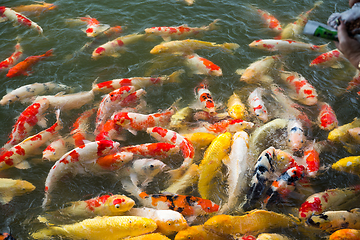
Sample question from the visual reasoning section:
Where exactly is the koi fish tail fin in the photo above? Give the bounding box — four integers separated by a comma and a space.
313, 1, 323, 9
168, 69, 185, 83
42, 193, 50, 209
168, 167, 186, 182
318, 43, 330, 53
221, 43, 240, 53
44, 49, 54, 57
53, 109, 63, 131
31, 226, 67, 239
207, 19, 220, 31
121, 178, 143, 200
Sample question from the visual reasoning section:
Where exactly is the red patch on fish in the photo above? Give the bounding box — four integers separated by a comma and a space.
299, 197, 322, 218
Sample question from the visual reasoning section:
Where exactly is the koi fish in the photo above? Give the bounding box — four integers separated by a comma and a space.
279, 70, 318, 105
0, 233, 16, 240
280, 1, 323, 39
249, 39, 328, 52
180, 132, 216, 150
113, 109, 174, 135
302, 143, 320, 177
34, 90, 95, 111
57, 194, 135, 218
220, 131, 249, 213
184, 53, 222, 76
348, 127, 360, 144
42, 137, 67, 161
257, 233, 292, 240
298, 186, 360, 220
198, 132, 231, 200
332, 156, 360, 176
6, 48, 53, 77
145, 19, 219, 41
329, 229, 360, 240
164, 164, 199, 195
0, 178, 35, 204
147, 127, 195, 180
3, 98, 50, 150
317, 102, 338, 131
169, 106, 194, 130
264, 164, 305, 206
0, 42, 23, 71
150, 39, 239, 54
248, 87, 268, 122
287, 120, 306, 152
95, 119, 125, 142
193, 82, 216, 115
255, 8, 282, 33
95, 152, 134, 171
127, 233, 172, 240
71, 108, 97, 147
203, 210, 299, 235
310, 49, 345, 68
95, 86, 135, 133
306, 208, 360, 232
0, 82, 74, 105
11, 2, 57, 17
92, 70, 183, 94
238, 55, 280, 83
120, 143, 180, 159
31, 216, 157, 240
79, 15, 110, 37
227, 92, 247, 120
127, 207, 188, 235
0, 6, 43, 34
194, 119, 254, 135
0, 110, 62, 171
347, 70, 360, 91
43, 140, 120, 208
92, 33, 147, 59
242, 147, 276, 211
328, 118, 360, 143
175, 225, 231, 240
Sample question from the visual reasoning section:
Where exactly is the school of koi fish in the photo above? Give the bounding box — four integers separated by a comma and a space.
1, 0, 360, 239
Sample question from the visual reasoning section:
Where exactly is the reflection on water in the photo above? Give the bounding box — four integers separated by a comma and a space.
0, 0, 359, 239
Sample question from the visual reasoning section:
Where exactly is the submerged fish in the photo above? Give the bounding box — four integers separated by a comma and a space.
0, 178, 35, 204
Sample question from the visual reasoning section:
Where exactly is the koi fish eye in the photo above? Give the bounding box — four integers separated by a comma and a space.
256, 114, 260, 116
149, 164, 154, 169
115, 204, 120, 208
301, 140, 304, 143
288, 139, 291, 142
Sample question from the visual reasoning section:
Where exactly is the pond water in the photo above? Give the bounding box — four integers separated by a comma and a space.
0, 0, 359, 239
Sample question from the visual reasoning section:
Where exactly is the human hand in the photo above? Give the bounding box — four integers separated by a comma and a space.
335, 20, 360, 69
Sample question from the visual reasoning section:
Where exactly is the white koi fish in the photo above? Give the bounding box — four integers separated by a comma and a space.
79, 15, 110, 37
184, 53, 222, 76
287, 120, 306, 152
248, 87, 269, 122
42, 137, 67, 162
238, 55, 280, 83
249, 39, 329, 52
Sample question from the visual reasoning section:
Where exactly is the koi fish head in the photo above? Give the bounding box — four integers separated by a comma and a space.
150, 45, 169, 54
131, 159, 168, 177
228, 104, 246, 119
144, 27, 158, 34
113, 112, 131, 127
106, 195, 135, 214
254, 107, 268, 122
274, 149, 295, 170
0, 6, 6, 15
197, 198, 219, 213
348, 127, 360, 142
92, 47, 106, 59
154, 210, 188, 235
287, 122, 306, 151
14, 180, 36, 194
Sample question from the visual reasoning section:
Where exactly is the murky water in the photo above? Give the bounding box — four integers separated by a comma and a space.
0, 0, 359, 239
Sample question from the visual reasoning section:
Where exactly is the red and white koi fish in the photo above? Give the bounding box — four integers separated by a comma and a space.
194, 119, 254, 134
58, 194, 135, 218
95, 119, 125, 142
255, 8, 282, 33
79, 15, 109, 38
122, 179, 219, 217
11, 2, 57, 17
248, 87, 268, 122
146, 127, 194, 180
34, 90, 95, 111
264, 164, 305, 206
347, 70, 360, 91
92, 33, 146, 59
238, 55, 280, 83
0, 6, 43, 34
0, 110, 62, 171
185, 53, 222, 76
6, 49, 53, 78
287, 120, 306, 152
113, 109, 175, 135
3, 98, 50, 150
302, 143, 320, 178
299, 185, 360, 220
317, 102, 338, 131
42, 137, 67, 161
120, 143, 180, 159
118, 89, 147, 109
145, 19, 219, 41
95, 151, 133, 171
279, 70, 318, 106
309, 49, 345, 68
0, 42, 23, 71
43, 140, 120, 208
0, 82, 74, 106
95, 86, 135, 134
92, 70, 183, 94
249, 39, 328, 52
71, 108, 96, 147
194, 83, 216, 115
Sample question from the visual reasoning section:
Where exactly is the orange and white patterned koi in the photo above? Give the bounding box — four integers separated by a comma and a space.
79, 15, 109, 37
0, 6, 43, 34
249, 39, 328, 52
0, 42, 23, 71
287, 120, 306, 152
256, 8, 282, 33
194, 83, 216, 115
317, 102, 338, 131
0, 110, 62, 171
196, 119, 254, 134
120, 143, 180, 159
6, 49, 53, 78
302, 143, 320, 178
95, 119, 125, 142
185, 53, 222, 76
95, 151, 133, 171
248, 87, 268, 122
43, 140, 120, 208
310, 49, 345, 68
71, 108, 97, 147
145, 19, 219, 41
3, 98, 50, 150
279, 70, 318, 106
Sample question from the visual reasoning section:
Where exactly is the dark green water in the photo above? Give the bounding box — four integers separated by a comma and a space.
0, 0, 359, 239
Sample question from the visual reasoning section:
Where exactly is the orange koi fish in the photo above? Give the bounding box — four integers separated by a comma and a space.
185, 53, 222, 76
0, 6, 43, 34
145, 19, 219, 41
43, 140, 120, 208
248, 87, 268, 122
95, 151, 133, 171
79, 15, 109, 37
0, 42, 23, 71
249, 39, 328, 52
256, 8, 282, 33
329, 229, 360, 240
71, 108, 96, 147
11, 2, 57, 17
317, 102, 338, 131
310, 49, 345, 68
194, 82, 216, 115
6, 49, 53, 78
302, 143, 320, 178
3, 98, 50, 150
120, 143, 180, 159
279, 70, 318, 106
0, 110, 62, 171
113, 109, 174, 135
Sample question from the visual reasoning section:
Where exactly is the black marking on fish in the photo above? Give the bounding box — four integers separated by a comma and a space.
306, 217, 321, 227
319, 213, 329, 220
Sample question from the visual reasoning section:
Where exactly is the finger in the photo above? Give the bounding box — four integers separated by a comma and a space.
337, 20, 350, 42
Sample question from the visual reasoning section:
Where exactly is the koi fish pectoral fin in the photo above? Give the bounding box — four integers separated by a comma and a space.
0, 16, 8, 23
0, 194, 13, 204
15, 160, 31, 169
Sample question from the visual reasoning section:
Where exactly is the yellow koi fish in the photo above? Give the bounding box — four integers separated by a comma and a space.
181, 132, 217, 150
175, 225, 231, 240
165, 164, 199, 194
0, 178, 35, 204
328, 118, 360, 143
227, 92, 247, 120
126, 233, 171, 240
332, 156, 360, 176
